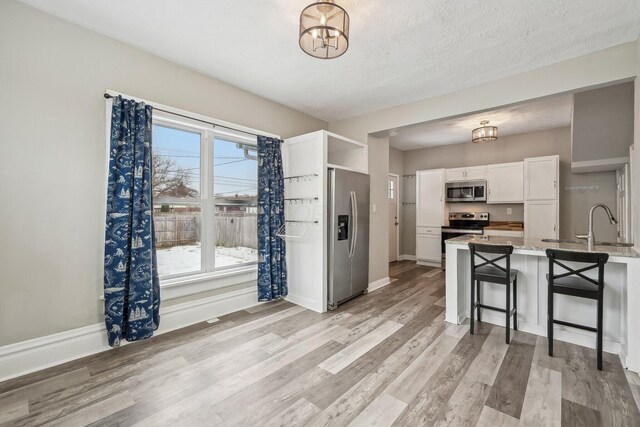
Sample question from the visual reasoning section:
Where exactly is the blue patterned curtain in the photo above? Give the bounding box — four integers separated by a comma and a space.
257, 135, 287, 301
103, 96, 160, 347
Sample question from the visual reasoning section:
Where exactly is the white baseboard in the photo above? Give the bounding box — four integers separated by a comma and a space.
399, 254, 416, 261
417, 260, 442, 268
286, 292, 324, 314
368, 276, 391, 293
0, 287, 258, 383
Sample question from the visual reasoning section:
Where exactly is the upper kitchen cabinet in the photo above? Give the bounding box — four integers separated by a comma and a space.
416, 169, 445, 227
445, 168, 465, 182
326, 131, 368, 173
524, 155, 559, 200
486, 162, 523, 203
445, 165, 486, 182
572, 82, 634, 173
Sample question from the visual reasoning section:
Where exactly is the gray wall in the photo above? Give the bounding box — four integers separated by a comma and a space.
389, 147, 404, 175
573, 82, 634, 162
0, 1, 326, 346
398, 127, 618, 256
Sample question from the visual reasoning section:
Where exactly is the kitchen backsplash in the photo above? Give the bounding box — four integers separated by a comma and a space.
446, 202, 524, 222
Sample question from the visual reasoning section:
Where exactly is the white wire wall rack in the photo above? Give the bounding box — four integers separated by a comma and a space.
283, 173, 318, 182
284, 196, 319, 204
276, 219, 318, 240
402, 174, 416, 178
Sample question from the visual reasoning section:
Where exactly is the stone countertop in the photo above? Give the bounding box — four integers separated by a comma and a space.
484, 221, 524, 231
445, 234, 640, 259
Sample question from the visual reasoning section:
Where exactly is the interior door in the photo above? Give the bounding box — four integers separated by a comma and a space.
388, 175, 399, 262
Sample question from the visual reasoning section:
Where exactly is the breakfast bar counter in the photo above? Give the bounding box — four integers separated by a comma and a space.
445, 235, 640, 372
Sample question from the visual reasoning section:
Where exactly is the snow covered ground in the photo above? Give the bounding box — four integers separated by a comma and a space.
156, 243, 257, 277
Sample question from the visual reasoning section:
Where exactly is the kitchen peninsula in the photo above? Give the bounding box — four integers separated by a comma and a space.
445, 235, 640, 372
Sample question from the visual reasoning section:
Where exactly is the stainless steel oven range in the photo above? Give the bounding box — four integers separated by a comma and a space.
441, 212, 490, 264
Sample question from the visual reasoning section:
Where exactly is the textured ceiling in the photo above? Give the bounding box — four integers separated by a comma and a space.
389, 95, 574, 150
17, 0, 640, 122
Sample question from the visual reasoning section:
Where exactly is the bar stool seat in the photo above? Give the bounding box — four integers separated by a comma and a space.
545, 274, 599, 297
477, 266, 519, 282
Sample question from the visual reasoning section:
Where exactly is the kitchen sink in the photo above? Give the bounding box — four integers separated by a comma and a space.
541, 238, 633, 247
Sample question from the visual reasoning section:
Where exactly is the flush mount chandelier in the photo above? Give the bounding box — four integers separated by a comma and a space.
472, 120, 498, 143
299, 1, 350, 59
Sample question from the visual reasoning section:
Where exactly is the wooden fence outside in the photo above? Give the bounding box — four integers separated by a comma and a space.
154, 213, 257, 249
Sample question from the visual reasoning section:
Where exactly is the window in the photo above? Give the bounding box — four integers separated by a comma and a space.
388, 179, 395, 199
152, 117, 258, 279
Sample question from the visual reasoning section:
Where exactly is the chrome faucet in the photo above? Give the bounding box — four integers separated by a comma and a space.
575, 204, 618, 249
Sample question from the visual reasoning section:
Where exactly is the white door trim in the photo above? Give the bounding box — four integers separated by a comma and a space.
389, 173, 400, 262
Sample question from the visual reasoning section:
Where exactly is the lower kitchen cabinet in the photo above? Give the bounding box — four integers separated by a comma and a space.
416, 227, 441, 267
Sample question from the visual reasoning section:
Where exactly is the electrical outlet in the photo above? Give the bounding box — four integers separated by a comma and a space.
372, 204, 377, 213
507, 208, 512, 215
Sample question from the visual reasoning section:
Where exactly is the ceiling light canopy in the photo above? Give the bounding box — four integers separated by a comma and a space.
472, 120, 498, 143
299, 1, 350, 59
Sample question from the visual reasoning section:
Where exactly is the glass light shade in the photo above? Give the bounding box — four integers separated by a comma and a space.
472, 121, 498, 143
299, 1, 350, 59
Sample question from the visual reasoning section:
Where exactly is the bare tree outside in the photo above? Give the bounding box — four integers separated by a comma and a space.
152, 153, 199, 199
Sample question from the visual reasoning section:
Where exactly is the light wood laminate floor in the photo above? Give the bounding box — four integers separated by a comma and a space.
1, 261, 640, 426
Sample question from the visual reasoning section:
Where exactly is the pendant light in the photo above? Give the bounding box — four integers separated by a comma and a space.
299, 1, 350, 59
472, 120, 498, 143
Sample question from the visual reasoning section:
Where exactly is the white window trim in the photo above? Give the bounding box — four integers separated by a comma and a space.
152, 117, 259, 281
104, 91, 276, 300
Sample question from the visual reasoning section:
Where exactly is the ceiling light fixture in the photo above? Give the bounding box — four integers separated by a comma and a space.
299, 1, 350, 59
472, 120, 498, 143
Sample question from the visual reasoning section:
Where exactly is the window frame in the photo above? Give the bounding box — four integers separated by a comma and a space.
152, 114, 259, 283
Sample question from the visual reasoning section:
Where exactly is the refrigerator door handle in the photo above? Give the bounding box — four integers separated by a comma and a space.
349, 190, 358, 258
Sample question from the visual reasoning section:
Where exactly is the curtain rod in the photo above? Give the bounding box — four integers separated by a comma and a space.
103, 93, 263, 139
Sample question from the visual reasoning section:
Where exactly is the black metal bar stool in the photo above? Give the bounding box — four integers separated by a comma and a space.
545, 249, 608, 370
469, 243, 519, 344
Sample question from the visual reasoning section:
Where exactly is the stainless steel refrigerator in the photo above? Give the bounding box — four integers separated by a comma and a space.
328, 168, 370, 310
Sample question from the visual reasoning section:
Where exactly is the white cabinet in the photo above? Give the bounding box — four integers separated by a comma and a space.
416, 231, 442, 266
525, 200, 558, 239
486, 162, 524, 203
416, 169, 445, 227
445, 166, 486, 182
524, 155, 559, 200
445, 168, 466, 182
416, 169, 444, 268
465, 166, 487, 181
524, 155, 559, 239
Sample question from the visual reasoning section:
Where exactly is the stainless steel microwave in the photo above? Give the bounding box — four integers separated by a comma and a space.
445, 180, 487, 202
